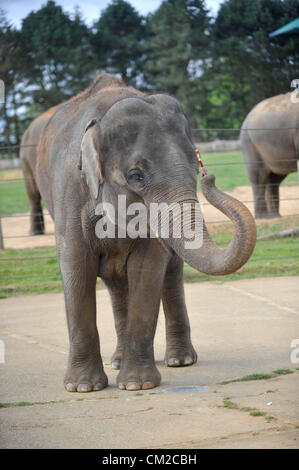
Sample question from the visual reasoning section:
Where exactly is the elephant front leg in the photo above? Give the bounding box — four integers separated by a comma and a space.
58, 239, 108, 392
162, 255, 197, 367
117, 241, 169, 391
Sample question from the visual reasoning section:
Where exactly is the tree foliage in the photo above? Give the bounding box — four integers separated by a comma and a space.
92, 0, 144, 83
0, 0, 298, 145
144, 0, 210, 120
0, 10, 27, 144
202, 0, 299, 131
20, 1, 94, 108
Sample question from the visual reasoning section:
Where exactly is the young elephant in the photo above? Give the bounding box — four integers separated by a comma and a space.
20, 73, 256, 392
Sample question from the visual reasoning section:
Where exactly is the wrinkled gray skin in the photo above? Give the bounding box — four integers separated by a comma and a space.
20, 74, 256, 392
241, 92, 299, 218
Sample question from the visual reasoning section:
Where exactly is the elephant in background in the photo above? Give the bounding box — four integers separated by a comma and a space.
241, 92, 299, 218
20, 73, 256, 392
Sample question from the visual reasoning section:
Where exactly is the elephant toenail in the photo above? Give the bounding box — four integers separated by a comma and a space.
77, 383, 92, 393
65, 383, 76, 392
142, 381, 155, 390
184, 355, 193, 365
168, 358, 180, 366
126, 382, 141, 391
118, 383, 126, 390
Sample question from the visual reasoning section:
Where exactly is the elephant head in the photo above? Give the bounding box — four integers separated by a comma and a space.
80, 94, 256, 275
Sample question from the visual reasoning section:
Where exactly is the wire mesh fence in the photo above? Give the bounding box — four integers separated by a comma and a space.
1, 125, 299, 155
0, 133, 298, 282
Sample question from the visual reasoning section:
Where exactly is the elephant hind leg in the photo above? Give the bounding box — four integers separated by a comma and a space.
162, 254, 197, 367
265, 172, 286, 218
104, 277, 129, 370
242, 139, 270, 218
21, 157, 45, 235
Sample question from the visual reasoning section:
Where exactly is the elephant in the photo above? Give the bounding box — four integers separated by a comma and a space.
240, 92, 299, 218
20, 73, 256, 392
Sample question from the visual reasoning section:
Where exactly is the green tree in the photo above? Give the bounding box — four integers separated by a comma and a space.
143, 0, 210, 120
0, 10, 27, 146
20, 1, 96, 111
92, 0, 144, 83
194, 0, 299, 134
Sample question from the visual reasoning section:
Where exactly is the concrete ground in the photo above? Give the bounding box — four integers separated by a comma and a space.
0, 276, 298, 449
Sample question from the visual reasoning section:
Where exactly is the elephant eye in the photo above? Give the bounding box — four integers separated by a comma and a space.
127, 168, 144, 182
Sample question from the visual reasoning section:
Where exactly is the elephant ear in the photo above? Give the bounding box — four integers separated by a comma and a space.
79, 119, 104, 199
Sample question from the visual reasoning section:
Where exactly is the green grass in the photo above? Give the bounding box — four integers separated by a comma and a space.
0, 396, 120, 409
223, 398, 238, 409
222, 399, 285, 425
222, 398, 267, 418
0, 178, 29, 216
249, 410, 266, 417
0, 246, 107, 298
221, 373, 273, 384
272, 369, 293, 375
221, 369, 295, 384
240, 406, 261, 413
265, 416, 276, 421
198, 151, 298, 191
0, 169, 46, 215
0, 401, 35, 408
0, 247, 61, 298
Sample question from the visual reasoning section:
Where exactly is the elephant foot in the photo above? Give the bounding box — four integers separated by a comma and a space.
64, 361, 108, 393
117, 363, 161, 391
165, 343, 197, 367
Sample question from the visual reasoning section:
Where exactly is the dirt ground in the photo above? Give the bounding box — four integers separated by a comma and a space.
2, 185, 299, 249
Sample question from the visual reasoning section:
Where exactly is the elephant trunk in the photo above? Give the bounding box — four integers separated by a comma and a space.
153, 174, 256, 275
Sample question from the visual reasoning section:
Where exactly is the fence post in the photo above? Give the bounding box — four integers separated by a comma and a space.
0, 215, 4, 250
